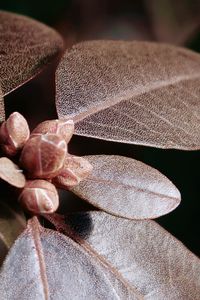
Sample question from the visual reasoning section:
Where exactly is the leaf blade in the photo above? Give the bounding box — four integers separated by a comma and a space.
0, 11, 63, 95
58, 211, 200, 299
56, 40, 200, 150
69, 155, 181, 219
0, 217, 134, 299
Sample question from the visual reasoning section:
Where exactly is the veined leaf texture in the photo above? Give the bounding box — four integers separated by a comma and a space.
0, 11, 63, 95
71, 155, 181, 219
0, 217, 137, 299
56, 211, 200, 300
56, 40, 200, 150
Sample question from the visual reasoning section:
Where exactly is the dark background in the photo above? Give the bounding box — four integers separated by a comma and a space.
0, 0, 200, 256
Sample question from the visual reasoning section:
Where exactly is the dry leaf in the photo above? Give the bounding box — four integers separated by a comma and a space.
56, 40, 200, 150
51, 211, 200, 299
0, 198, 25, 265
0, 217, 134, 299
0, 157, 26, 188
70, 155, 181, 219
0, 11, 63, 95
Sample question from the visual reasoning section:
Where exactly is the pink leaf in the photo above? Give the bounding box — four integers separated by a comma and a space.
70, 155, 181, 219
0, 157, 26, 188
56, 41, 200, 150
0, 217, 136, 299
48, 211, 200, 299
0, 11, 63, 95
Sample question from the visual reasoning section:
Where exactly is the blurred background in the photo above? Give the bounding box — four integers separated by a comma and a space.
0, 0, 199, 256
1, 0, 200, 48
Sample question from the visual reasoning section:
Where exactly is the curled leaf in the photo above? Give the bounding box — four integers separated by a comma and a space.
0, 157, 26, 188
70, 155, 181, 219
0, 217, 130, 299
0, 11, 63, 95
56, 40, 200, 150
51, 211, 200, 299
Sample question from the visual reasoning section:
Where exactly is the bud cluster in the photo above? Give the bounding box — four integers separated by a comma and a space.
0, 112, 92, 215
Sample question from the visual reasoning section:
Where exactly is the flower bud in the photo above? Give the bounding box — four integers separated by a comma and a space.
0, 157, 26, 188
31, 119, 74, 144
0, 112, 30, 156
53, 155, 93, 188
18, 180, 59, 214
20, 134, 67, 179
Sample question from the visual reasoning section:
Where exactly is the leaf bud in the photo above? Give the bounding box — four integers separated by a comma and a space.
20, 134, 67, 179
53, 155, 93, 188
0, 157, 26, 188
31, 119, 74, 144
18, 180, 59, 214
0, 112, 30, 156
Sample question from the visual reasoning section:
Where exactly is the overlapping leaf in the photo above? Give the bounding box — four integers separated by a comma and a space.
69, 155, 181, 219
0, 217, 138, 299
56, 40, 200, 150
49, 211, 200, 300
0, 11, 63, 95
0, 198, 25, 265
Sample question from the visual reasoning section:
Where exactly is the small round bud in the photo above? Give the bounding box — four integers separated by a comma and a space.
19, 180, 59, 214
0, 112, 30, 156
53, 155, 93, 188
31, 119, 74, 144
20, 134, 67, 179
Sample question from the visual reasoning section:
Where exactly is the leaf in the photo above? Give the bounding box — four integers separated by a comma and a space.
69, 155, 181, 220
0, 11, 63, 95
0, 85, 5, 122
49, 211, 200, 299
56, 40, 200, 150
0, 157, 26, 188
0, 197, 25, 265
0, 217, 138, 299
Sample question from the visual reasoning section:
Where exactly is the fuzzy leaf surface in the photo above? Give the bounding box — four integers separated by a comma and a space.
0, 197, 25, 265
0, 85, 5, 122
0, 157, 26, 188
52, 211, 200, 300
70, 155, 181, 219
0, 217, 135, 299
0, 11, 63, 95
56, 40, 200, 150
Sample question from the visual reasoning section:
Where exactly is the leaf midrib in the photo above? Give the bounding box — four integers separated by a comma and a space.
71, 73, 200, 124
82, 175, 180, 202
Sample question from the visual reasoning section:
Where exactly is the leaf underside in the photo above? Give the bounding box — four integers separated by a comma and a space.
56, 40, 200, 150
0, 217, 136, 300
70, 155, 181, 220
49, 211, 200, 300
0, 11, 63, 95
